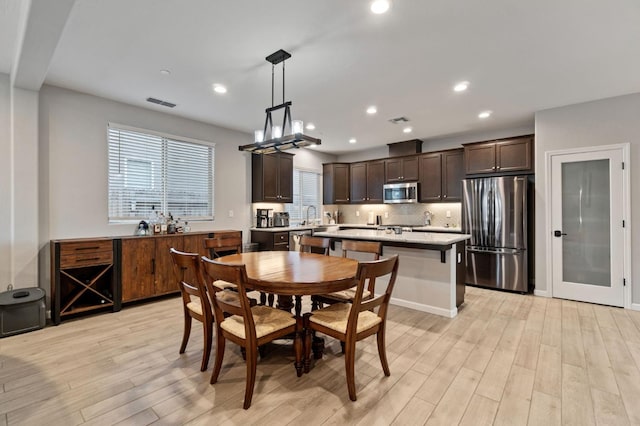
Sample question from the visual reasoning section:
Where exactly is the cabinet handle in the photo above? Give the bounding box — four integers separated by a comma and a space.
496, 166, 501, 170
492, 166, 496, 170
443, 195, 447, 198
151, 259, 155, 274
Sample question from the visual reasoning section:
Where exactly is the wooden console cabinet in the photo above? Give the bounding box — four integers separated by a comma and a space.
51, 238, 120, 325
51, 230, 241, 322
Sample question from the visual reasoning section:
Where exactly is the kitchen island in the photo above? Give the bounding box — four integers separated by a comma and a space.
313, 229, 470, 318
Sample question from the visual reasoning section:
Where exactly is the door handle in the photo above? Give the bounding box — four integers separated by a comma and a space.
553, 230, 567, 237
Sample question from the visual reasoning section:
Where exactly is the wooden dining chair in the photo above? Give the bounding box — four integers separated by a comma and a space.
169, 248, 215, 372
314, 240, 383, 307
298, 235, 331, 315
203, 236, 243, 291
200, 256, 302, 409
303, 254, 399, 401
299, 235, 331, 255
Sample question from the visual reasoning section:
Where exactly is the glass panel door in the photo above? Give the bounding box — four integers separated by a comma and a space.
561, 159, 610, 286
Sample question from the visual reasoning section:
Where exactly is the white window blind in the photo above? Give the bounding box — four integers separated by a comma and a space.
286, 169, 321, 223
108, 124, 214, 222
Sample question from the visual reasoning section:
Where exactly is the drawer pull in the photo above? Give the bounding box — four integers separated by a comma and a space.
75, 246, 100, 251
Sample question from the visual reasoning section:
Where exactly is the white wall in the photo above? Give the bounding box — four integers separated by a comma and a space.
0, 74, 10, 289
38, 85, 335, 294
535, 93, 640, 304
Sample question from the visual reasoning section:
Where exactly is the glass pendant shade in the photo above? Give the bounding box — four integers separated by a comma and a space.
272, 125, 282, 138
292, 120, 304, 134
254, 130, 264, 143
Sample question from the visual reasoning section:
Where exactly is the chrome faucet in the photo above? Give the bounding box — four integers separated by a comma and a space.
306, 205, 317, 226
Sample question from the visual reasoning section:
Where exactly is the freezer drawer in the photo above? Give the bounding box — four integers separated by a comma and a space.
466, 247, 528, 292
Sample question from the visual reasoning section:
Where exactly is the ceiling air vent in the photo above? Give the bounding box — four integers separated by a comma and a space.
146, 97, 176, 108
389, 116, 410, 124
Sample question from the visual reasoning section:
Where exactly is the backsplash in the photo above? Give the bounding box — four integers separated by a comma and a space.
323, 203, 462, 228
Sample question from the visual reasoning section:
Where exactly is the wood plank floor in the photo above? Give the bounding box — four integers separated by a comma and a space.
2, 287, 640, 425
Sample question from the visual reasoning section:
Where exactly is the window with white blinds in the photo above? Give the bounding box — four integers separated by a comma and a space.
108, 124, 214, 222
285, 169, 321, 223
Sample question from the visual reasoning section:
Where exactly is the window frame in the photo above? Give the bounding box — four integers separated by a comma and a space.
107, 122, 215, 223
285, 167, 322, 225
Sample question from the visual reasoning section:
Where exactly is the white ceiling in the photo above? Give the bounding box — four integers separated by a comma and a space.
3, 0, 640, 154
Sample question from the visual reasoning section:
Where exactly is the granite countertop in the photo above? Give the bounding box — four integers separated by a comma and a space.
313, 229, 470, 246
337, 224, 462, 233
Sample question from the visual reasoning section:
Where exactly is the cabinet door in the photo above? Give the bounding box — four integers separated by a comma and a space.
419, 153, 442, 202
496, 137, 532, 172
273, 232, 290, 251
154, 235, 184, 295
277, 153, 294, 202
366, 161, 385, 203
333, 164, 350, 203
385, 158, 403, 183
402, 157, 419, 181
350, 163, 368, 203
121, 238, 156, 302
465, 143, 496, 174
442, 150, 464, 201
262, 154, 280, 202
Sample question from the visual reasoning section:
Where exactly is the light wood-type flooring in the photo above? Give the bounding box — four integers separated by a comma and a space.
2, 286, 640, 425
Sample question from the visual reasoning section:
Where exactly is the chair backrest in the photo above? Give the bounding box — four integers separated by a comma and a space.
299, 235, 330, 255
170, 248, 212, 321
341, 240, 382, 260
200, 257, 256, 341
204, 236, 243, 259
341, 240, 383, 292
347, 254, 399, 337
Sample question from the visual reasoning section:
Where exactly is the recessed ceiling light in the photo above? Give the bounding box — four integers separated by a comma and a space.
212, 84, 227, 94
403, 127, 412, 133
453, 81, 469, 92
370, 0, 390, 14
306, 123, 316, 130
366, 106, 377, 114
478, 110, 492, 119
349, 138, 357, 144
160, 69, 171, 75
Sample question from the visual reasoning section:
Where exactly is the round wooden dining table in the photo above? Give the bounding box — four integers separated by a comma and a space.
218, 250, 359, 375
217, 250, 359, 297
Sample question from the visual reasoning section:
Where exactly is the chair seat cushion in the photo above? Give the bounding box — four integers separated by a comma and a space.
188, 291, 240, 317
220, 305, 295, 339
214, 279, 237, 290
186, 298, 203, 316
325, 287, 371, 301
309, 302, 381, 334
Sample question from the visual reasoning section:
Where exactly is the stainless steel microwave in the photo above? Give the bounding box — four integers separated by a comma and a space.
383, 182, 418, 204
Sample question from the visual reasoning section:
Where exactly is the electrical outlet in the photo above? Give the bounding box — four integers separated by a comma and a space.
446, 210, 451, 218
355, 211, 360, 217
7, 283, 13, 291
228, 210, 234, 218
385, 212, 389, 218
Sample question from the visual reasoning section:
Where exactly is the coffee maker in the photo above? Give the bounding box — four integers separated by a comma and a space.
256, 208, 272, 228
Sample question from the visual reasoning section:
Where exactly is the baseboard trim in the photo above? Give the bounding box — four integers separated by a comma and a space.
630, 303, 640, 312
390, 297, 457, 318
534, 289, 551, 298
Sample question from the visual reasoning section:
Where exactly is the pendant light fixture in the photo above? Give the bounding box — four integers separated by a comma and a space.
238, 49, 321, 154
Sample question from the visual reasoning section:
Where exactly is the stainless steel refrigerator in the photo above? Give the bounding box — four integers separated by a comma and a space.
462, 176, 528, 292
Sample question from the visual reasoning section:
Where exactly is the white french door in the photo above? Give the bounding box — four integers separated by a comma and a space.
549, 145, 628, 307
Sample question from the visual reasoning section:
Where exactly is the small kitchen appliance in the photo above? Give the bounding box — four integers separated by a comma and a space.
256, 208, 272, 228
273, 212, 290, 227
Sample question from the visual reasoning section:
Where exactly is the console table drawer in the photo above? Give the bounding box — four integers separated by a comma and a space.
59, 241, 113, 268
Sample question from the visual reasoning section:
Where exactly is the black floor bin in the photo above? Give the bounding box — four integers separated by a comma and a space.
0, 287, 46, 337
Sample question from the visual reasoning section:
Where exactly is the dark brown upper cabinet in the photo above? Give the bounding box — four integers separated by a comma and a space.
464, 135, 533, 175
418, 149, 464, 202
385, 156, 419, 183
350, 160, 385, 204
323, 163, 350, 204
252, 152, 294, 203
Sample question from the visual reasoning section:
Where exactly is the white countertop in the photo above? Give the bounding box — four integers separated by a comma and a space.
313, 229, 470, 246
250, 223, 463, 234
